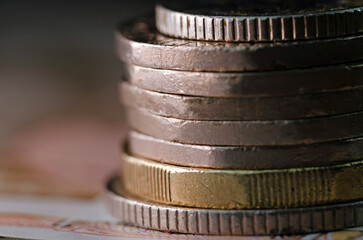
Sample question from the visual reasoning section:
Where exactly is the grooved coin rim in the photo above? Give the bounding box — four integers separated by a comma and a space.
156, 4, 363, 42
106, 177, 363, 235
128, 131, 363, 169
116, 17, 363, 72
124, 62, 363, 97
121, 81, 363, 121
120, 147, 363, 209
126, 108, 363, 146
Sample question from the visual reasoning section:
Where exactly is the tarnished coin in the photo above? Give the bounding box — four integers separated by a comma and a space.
116, 17, 363, 72
107, 177, 363, 235
156, 0, 363, 42
121, 81, 363, 120
120, 147, 363, 209
128, 131, 363, 169
124, 62, 363, 97
126, 108, 363, 146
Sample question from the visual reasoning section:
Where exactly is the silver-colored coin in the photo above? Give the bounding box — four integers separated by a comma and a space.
156, 1, 363, 42
116, 17, 363, 72
120, 81, 363, 121
106, 177, 363, 236
126, 108, 363, 146
124, 62, 363, 97
128, 131, 363, 169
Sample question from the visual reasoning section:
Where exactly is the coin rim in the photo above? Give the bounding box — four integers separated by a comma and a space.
106, 177, 363, 235
124, 62, 363, 97
120, 147, 363, 209
116, 17, 363, 72
156, 4, 363, 42
121, 81, 363, 121
126, 108, 363, 146
128, 131, 363, 169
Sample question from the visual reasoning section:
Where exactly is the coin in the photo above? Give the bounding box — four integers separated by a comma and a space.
116, 17, 363, 72
121, 81, 363, 120
126, 108, 363, 146
124, 62, 363, 97
120, 147, 363, 209
156, 1, 363, 42
128, 131, 363, 169
107, 177, 363, 235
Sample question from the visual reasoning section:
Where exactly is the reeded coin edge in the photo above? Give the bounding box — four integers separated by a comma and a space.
106, 177, 363, 235
121, 148, 363, 209
156, 5, 363, 42
116, 17, 363, 72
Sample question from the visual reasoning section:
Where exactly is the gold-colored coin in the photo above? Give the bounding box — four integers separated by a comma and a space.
121, 145, 363, 209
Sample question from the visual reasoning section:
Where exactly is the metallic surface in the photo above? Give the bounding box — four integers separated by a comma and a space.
156, 3, 363, 42
121, 81, 363, 120
124, 62, 363, 97
116, 17, 363, 72
120, 148, 363, 209
126, 108, 363, 146
128, 131, 363, 169
106, 177, 363, 235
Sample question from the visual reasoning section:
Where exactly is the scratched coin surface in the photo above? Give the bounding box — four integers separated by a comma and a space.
128, 131, 363, 169
116, 17, 363, 72
126, 108, 363, 146
120, 147, 363, 209
124, 62, 363, 97
121, 81, 363, 120
156, 0, 363, 42
107, 177, 363, 235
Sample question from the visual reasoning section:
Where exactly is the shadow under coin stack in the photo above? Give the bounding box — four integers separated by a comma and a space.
106, 0, 363, 236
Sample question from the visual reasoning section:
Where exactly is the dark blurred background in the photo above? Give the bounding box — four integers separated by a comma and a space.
0, 0, 155, 198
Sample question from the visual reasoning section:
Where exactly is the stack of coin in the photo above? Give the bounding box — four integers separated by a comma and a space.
106, 0, 363, 236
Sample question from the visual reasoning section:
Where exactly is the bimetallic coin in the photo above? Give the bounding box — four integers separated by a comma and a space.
107, 178, 363, 235
124, 62, 363, 97
120, 148, 363, 209
128, 131, 363, 169
121, 81, 363, 120
126, 108, 363, 146
156, 1, 363, 42
116, 17, 363, 72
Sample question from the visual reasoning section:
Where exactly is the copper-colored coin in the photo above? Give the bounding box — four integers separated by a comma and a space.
128, 131, 363, 169
107, 177, 363, 235
156, 1, 363, 42
116, 17, 363, 72
121, 81, 363, 120
120, 147, 363, 209
124, 62, 363, 97
126, 108, 363, 146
